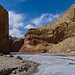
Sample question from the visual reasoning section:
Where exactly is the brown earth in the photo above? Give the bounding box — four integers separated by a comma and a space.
19, 4, 75, 53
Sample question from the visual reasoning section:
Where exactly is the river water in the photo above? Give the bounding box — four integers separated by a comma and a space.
11, 52, 75, 75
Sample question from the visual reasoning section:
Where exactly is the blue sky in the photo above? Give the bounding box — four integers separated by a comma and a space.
0, 0, 75, 38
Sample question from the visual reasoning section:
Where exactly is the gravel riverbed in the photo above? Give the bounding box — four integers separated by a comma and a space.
0, 55, 39, 75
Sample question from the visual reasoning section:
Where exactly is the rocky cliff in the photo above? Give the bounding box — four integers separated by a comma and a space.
19, 4, 75, 53
0, 5, 9, 54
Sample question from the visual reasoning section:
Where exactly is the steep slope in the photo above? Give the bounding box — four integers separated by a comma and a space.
19, 4, 75, 53
48, 36, 75, 54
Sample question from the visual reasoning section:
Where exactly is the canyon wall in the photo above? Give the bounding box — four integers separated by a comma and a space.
0, 5, 9, 54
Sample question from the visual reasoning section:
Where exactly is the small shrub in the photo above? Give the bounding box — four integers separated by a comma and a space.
0, 53, 3, 56
9, 54, 14, 57
17, 56, 23, 60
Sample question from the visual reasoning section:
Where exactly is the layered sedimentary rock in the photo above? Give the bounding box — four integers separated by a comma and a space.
0, 5, 9, 54
19, 4, 75, 53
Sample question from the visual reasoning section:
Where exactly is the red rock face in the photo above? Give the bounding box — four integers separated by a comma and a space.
0, 5, 9, 54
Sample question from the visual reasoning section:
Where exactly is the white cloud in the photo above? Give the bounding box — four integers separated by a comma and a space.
31, 13, 61, 28
24, 24, 34, 29
9, 11, 24, 28
9, 28, 23, 38
32, 13, 48, 27
9, 11, 25, 38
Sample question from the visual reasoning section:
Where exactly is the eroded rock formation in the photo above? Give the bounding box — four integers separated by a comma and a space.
19, 4, 75, 53
0, 5, 9, 54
